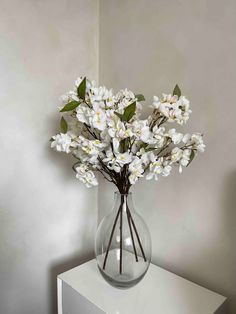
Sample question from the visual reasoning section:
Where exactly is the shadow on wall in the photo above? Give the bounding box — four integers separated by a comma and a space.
130, 169, 236, 313
220, 170, 236, 313
49, 252, 94, 314
46, 114, 96, 314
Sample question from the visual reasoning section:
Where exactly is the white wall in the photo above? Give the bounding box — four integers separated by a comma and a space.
0, 1, 98, 314
99, 0, 236, 312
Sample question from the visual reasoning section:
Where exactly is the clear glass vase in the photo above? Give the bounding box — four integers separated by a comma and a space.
95, 192, 152, 289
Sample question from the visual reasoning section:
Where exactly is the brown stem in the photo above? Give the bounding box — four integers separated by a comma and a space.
127, 206, 147, 262
102, 204, 121, 270
119, 199, 123, 274
126, 206, 138, 262
96, 169, 113, 183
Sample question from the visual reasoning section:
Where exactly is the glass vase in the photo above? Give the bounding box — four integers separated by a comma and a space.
95, 192, 151, 289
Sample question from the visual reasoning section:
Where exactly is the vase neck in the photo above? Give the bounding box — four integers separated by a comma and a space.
113, 192, 134, 213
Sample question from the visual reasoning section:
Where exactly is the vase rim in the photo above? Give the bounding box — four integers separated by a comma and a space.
115, 191, 132, 196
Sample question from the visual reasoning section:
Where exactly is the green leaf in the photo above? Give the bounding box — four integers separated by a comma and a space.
77, 77, 86, 100
135, 94, 145, 102
114, 102, 136, 122
114, 111, 124, 120
123, 101, 136, 122
60, 101, 80, 112
173, 84, 181, 97
187, 150, 195, 167
49, 137, 54, 142
60, 116, 68, 133
119, 139, 128, 153
139, 143, 148, 150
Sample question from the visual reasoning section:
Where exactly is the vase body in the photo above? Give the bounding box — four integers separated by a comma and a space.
95, 192, 151, 289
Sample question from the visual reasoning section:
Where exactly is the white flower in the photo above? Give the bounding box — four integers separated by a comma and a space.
179, 149, 191, 173
151, 126, 166, 147
159, 102, 181, 122
60, 90, 79, 105
90, 86, 113, 105
91, 103, 107, 131
171, 147, 183, 162
142, 152, 155, 166
115, 89, 136, 113
79, 137, 99, 155
146, 157, 172, 180
103, 149, 121, 172
182, 133, 205, 152
76, 104, 92, 124
191, 133, 205, 152
128, 157, 144, 184
132, 120, 151, 143
51, 133, 72, 153
116, 152, 132, 166
167, 129, 183, 144
162, 93, 178, 103
138, 149, 155, 166
73, 149, 90, 163
182, 133, 191, 144
108, 118, 132, 139
112, 138, 120, 153
175, 96, 191, 125
152, 96, 161, 109
154, 93, 191, 125
75, 164, 98, 188
171, 147, 191, 173
76, 136, 106, 164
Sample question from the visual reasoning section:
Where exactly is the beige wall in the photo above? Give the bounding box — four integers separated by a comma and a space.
0, 1, 98, 314
1, 0, 236, 312
99, 0, 236, 312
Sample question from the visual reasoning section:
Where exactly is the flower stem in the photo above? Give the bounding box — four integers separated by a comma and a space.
127, 206, 147, 262
102, 199, 123, 271
119, 196, 123, 274
126, 205, 138, 262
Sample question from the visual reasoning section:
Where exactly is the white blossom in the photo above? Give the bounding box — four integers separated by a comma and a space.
91, 103, 107, 131
138, 149, 155, 166
182, 133, 205, 152
153, 93, 191, 125
76, 104, 92, 125
167, 128, 183, 144
171, 147, 183, 162
128, 157, 144, 184
103, 149, 121, 173
90, 86, 113, 105
151, 126, 166, 147
108, 119, 132, 139
115, 89, 135, 106
51, 133, 72, 153
152, 96, 161, 109
116, 152, 132, 166
146, 157, 172, 180
191, 133, 205, 152
171, 147, 191, 173
132, 120, 151, 143
75, 164, 98, 187
60, 90, 79, 105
